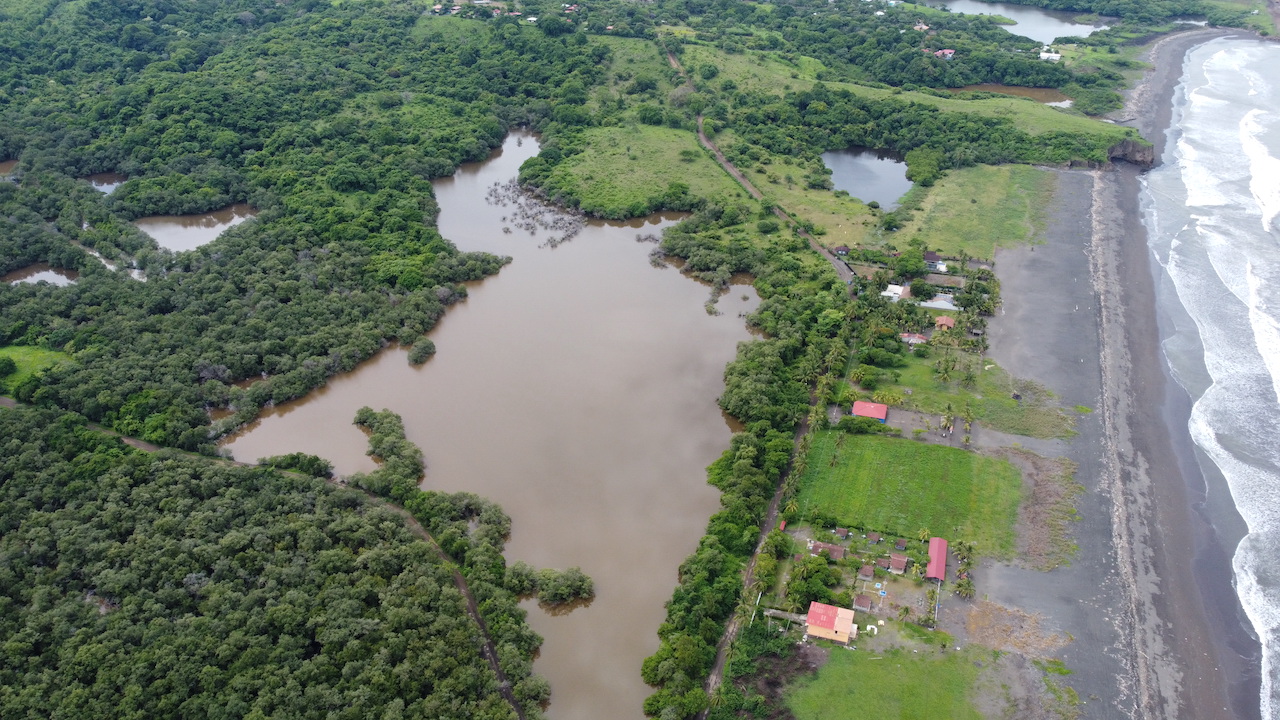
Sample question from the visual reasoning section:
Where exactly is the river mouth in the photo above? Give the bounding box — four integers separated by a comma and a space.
223, 131, 760, 719
919, 0, 1109, 44
132, 203, 258, 252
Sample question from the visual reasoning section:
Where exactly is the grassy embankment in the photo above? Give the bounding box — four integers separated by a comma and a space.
785, 643, 986, 719
0, 346, 68, 393
796, 432, 1022, 558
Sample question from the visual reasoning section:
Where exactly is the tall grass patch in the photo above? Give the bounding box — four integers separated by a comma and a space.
895, 164, 1056, 260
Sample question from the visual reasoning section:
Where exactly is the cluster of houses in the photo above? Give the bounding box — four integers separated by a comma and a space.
802, 534, 950, 644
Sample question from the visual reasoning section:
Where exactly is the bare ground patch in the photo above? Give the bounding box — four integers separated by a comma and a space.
972, 651, 1075, 720
987, 448, 1083, 570
737, 642, 831, 720
965, 600, 1069, 659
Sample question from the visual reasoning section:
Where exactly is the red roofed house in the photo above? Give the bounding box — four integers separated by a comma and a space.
900, 332, 928, 346
926, 537, 948, 581
935, 49, 955, 59
833, 245, 850, 256
935, 315, 956, 330
854, 594, 874, 612
805, 601, 857, 644
808, 540, 847, 561
858, 564, 875, 581
852, 400, 889, 423
889, 553, 909, 575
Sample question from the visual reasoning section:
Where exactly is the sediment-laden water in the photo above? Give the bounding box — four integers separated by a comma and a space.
1141, 37, 1280, 718
920, 0, 1108, 44
133, 203, 257, 252
225, 132, 760, 719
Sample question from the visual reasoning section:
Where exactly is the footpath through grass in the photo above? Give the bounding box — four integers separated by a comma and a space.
895, 164, 1057, 260
796, 432, 1022, 557
786, 644, 985, 720
0, 346, 69, 392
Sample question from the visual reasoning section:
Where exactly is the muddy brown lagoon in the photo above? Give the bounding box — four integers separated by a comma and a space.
225, 132, 761, 719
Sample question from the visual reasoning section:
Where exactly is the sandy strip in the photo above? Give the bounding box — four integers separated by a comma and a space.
983, 27, 1264, 720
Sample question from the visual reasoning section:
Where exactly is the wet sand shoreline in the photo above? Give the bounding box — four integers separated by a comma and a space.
983, 27, 1262, 720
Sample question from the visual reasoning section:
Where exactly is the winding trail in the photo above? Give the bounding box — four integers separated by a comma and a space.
0, 396, 528, 720
662, 47, 853, 285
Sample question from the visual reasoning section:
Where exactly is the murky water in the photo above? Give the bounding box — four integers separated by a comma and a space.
224, 132, 760, 719
820, 147, 913, 208
954, 83, 1073, 107
133, 203, 257, 252
922, 0, 1108, 44
2, 264, 78, 286
0, 160, 16, 175
85, 172, 127, 194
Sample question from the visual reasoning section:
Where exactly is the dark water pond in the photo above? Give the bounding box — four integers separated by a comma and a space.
3, 263, 79, 286
954, 84, 1073, 107
0, 160, 16, 175
224, 132, 760, 720
922, 0, 1109, 44
86, 172, 128, 194
821, 147, 913, 209
133, 204, 258, 252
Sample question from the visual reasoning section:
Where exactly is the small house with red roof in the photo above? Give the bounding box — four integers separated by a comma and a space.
900, 332, 928, 346
935, 315, 956, 330
867, 532, 882, 544
854, 594, 874, 612
852, 400, 889, 423
889, 553, 909, 575
858, 564, 875, 581
926, 537, 948, 581
808, 540, 847, 561
805, 601, 857, 644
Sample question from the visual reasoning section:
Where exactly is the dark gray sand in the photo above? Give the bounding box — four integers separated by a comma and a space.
984, 28, 1263, 720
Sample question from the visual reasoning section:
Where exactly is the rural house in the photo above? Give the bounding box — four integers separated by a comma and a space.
805, 601, 857, 644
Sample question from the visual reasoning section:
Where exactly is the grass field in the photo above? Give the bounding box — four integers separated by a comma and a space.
894, 353, 1075, 439
796, 433, 1022, 557
0, 346, 69, 393
542, 124, 749, 216
678, 43, 1135, 141
895, 164, 1057, 260
786, 644, 985, 720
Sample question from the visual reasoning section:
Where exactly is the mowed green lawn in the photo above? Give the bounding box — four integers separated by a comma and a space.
0, 346, 69, 393
787, 646, 984, 720
797, 433, 1021, 557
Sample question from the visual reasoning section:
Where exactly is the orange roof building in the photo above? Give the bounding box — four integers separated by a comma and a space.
805, 601, 857, 644
852, 400, 889, 423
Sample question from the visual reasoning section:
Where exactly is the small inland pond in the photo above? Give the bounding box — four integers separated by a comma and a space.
86, 172, 128, 194
821, 147, 913, 209
921, 0, 1109, 44
3, 263, 78, 286
224, 132, 760, 719
133, 203, 258, 252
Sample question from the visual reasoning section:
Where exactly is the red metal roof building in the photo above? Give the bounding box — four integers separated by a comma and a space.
926, 537, 948, 581
805, 601, 857, 644
852, 400, 889, 423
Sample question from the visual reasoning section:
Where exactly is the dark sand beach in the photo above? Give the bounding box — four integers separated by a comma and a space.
984, 29, 1262, 720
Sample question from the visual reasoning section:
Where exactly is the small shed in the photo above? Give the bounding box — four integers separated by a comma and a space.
852, 401, 889, 423
834, 527, 850, 539
833, 245, 850, 256
926, 537, 948, 581
858, 564, 875, 581
935, 315, 956, 330
880, 283, 906, 302
805, 601, 857, 644
867, 532, 882, 544
889, 553, 909, 575
854, 594, 874, 612
894, 538, 908, 551
875, 557, 891, 569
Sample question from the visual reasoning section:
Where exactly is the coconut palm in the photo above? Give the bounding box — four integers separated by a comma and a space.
955, 578, 976, 599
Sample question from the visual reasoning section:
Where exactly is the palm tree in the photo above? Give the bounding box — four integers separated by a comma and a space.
917, 527, 930, 542
955, 578, 976, 599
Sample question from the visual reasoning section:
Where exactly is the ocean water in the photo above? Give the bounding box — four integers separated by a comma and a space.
1141, 37, 1280, 718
